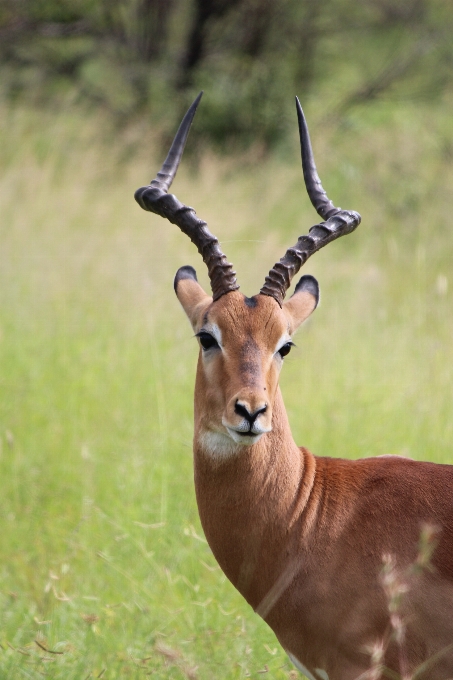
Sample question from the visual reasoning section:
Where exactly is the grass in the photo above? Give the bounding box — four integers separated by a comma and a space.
0, 95, 452, 678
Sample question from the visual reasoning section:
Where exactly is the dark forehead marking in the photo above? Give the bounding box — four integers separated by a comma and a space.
239, 337, 261, 381
240, 337, 260, 357
244, 296, 258, 308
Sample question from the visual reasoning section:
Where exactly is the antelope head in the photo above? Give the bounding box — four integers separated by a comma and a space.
135, 93, 361, 457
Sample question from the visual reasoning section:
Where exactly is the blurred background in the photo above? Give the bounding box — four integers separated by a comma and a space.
0, 1, 452, 678
1, 0, 452, 147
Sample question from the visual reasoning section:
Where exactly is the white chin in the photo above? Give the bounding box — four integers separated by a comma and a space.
198, 429, 264, 461
226, 428, 263, 446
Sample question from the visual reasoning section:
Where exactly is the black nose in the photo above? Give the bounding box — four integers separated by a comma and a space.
234, 401, 267, 425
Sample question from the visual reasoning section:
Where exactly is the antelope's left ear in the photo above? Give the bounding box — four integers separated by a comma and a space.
283, 275, 319, 332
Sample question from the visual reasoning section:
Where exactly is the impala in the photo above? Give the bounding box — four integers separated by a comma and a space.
135, 94, 453, 680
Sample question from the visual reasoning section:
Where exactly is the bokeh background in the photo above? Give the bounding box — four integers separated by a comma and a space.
0, 1, 452, 677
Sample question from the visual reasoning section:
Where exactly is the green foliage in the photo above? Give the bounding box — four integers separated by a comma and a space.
0, 0, 452, 147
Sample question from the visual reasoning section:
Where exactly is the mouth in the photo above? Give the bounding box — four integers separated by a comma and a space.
225, 426, 265, 445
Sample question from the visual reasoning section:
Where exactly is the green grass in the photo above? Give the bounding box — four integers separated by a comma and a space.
0, 97, 452, 678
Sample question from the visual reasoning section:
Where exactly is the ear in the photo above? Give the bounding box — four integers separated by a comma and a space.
283, 275, 319, 333
174, 266, 212, 330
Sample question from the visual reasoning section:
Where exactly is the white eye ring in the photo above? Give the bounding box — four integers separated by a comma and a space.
277, 342, 294, 358
196, 332, 220, 351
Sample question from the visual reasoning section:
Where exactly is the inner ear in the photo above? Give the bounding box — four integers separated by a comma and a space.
283, 275, 319, 332
174, 266, 212, 330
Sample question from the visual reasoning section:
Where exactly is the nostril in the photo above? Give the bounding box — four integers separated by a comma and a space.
235, 401, 252, 420
235, 401, 267, 424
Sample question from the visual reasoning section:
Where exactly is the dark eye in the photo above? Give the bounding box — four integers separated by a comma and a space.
278, 342, 294, 359
196, 332, 220, 351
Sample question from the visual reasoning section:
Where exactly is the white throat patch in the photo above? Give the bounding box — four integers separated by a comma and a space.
198, 430, 244, 461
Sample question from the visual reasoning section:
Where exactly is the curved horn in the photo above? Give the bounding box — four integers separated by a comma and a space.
134, 93, 239, 301
296, 97, 338, 221
260, 98, 361, 306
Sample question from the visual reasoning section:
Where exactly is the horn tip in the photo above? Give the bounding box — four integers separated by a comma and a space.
295, 96, 304, 117
192, 91, 203, 109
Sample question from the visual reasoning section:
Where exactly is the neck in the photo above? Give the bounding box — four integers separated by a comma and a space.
193, 387, 316, 609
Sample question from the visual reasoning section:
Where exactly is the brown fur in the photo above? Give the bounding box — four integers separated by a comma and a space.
175, 283, 453, 680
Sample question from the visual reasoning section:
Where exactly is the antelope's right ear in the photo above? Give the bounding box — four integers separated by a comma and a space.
174, 266, 212, 330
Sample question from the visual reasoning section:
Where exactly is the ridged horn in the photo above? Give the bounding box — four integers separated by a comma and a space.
134, 92, 239, 301
260, 98, 361, 306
